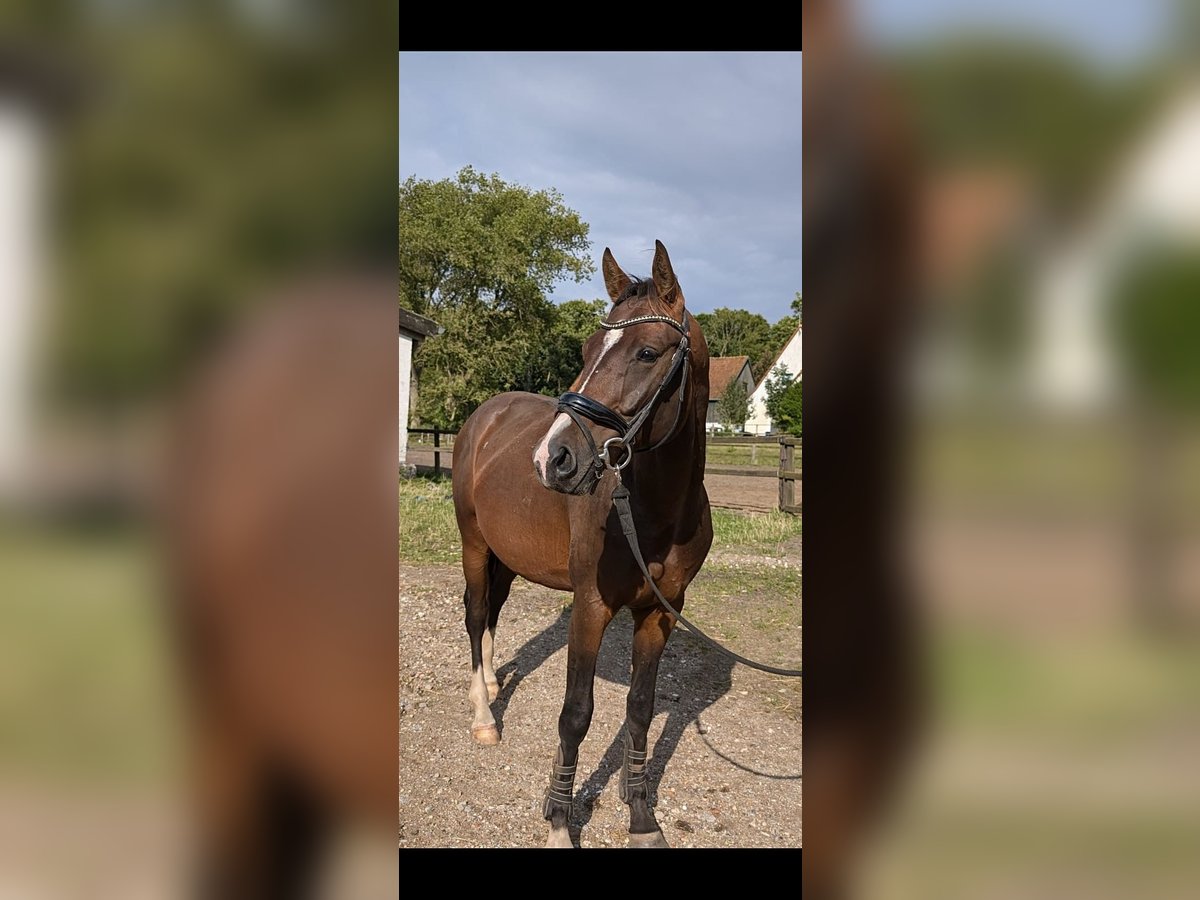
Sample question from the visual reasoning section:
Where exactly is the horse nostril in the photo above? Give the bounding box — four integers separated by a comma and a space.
553, 445, 576, 477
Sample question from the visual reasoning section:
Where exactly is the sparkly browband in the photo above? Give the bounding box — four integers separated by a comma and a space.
599, 314, 689, 334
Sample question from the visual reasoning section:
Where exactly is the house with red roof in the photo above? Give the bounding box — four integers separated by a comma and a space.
706, 356, 755, 430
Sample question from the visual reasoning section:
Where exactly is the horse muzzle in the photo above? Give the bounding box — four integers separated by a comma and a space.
533, 432, 602, 495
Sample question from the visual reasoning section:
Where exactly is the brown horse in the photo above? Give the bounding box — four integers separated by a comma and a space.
452, 240, 712, 848
166, 278, 398, 894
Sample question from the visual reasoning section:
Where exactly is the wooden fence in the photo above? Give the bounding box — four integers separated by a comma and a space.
406, 427, 800, 513
778, 436, 801, 515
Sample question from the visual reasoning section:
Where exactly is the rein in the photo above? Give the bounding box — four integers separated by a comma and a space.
555, 307, 801, 677
611, 468, 803, 677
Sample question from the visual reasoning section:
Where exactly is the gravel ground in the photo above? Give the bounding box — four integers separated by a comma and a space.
399, 561, 801, 849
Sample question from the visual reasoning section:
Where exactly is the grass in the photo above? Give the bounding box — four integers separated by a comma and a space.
933, 626, 1200, 739
710, 507, 801, 557
0, 524, 178, 782
398, 475, 460, 564
398, 474, 802, 565
918, 416, 1200, 520
862, 625, 1200, 897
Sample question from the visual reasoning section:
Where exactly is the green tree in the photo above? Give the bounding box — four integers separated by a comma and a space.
892, 39, 1163, 218
1112, 246, 1200, 412
764, 313, 800, 375
399, 168, 595, 426
512, 298, 607, 397
765, 365, 801, 435
694, 302, 800, 380
50, 5, 397, 408
399, 166, 593, 316
792, 292, 802, 320
1109, 243, 1200, 628
716, 379, 750, 432
694, 308, 772, 369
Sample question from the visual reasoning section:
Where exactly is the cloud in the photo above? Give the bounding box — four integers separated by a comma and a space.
400, 51, 802, 322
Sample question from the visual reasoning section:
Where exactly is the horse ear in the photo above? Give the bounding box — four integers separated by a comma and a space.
602, 248, 632, 304
651, 240, 680, 305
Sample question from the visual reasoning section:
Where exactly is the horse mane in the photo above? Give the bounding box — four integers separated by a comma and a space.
616, 276, 674, 317
616, 276, 656, 303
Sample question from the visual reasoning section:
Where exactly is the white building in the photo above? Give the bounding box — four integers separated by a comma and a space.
1029, 77, 1200, 412
745, 325, 801, 434
398, 308, 441, 466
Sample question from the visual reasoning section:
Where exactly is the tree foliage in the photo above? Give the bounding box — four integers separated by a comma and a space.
766, 314, 800, 371
51, 7, 397, 407
400, 166, 593, 316
695, 307, 770, 363
892, 39, 1164, 218
511, 299, 607, 398
765, 365, 801, 435
399, 168, 596, 427
716, 378, 750, 431
1110, 243, 1200, 412
694, 305, 798, 382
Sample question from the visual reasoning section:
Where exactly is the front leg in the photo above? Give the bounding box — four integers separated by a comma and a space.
622, 603, 676, 848
543, 593, 613, 848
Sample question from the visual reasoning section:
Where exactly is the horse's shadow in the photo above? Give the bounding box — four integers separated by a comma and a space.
491, 601, 791, 844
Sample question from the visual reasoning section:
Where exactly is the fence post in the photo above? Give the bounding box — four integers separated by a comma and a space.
779, 436, 795, 512
434, 427, 442, 478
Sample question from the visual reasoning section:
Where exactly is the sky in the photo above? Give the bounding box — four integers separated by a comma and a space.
399, 10, 1170, 322
857, 0, 1173, 69
399, 52, 803, 323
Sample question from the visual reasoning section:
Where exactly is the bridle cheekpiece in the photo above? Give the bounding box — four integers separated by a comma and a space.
555, 309, 691, 493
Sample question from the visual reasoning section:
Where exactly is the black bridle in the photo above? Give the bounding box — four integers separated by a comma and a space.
555, 309, 692, 494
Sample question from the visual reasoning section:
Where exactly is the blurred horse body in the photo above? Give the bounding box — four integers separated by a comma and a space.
166, 277, 397, 896
804, 1, 923, 896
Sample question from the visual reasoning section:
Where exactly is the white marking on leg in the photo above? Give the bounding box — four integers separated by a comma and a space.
469, 665, 495, 731
482, 628, 499, 701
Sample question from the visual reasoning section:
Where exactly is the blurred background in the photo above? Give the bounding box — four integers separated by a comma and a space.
9, 0, 1200, 892
824, 0, 1200, 896
0, 1, 395, 895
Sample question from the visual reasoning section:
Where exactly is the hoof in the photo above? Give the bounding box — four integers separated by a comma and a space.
628, 830, 670, 848
471, 724, 501, 745
545, 826, 574, 848
486, 681, 500, 702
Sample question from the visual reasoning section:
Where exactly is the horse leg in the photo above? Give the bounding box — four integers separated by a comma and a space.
483, 557, 516, 702
191, 698, 331, 896
622, 604, 675, 848
463, 544, 500, 745
543, 594, 614, 848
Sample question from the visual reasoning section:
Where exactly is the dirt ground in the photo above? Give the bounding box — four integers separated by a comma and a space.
398, 559, 802, 849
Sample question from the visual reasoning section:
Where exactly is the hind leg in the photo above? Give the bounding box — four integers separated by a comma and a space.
483, 560, 516, 702
463, 544, 500, 745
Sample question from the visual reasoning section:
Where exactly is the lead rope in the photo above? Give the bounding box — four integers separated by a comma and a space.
610, 473, 803, 678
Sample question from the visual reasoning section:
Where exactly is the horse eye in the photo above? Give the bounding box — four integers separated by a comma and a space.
637, 347, 659, 362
